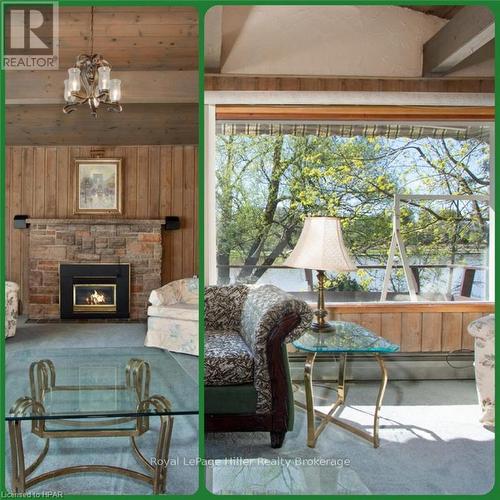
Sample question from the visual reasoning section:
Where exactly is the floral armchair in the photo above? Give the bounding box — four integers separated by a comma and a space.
145, 277, 199, 355
468, 314, 495, 427
5, 281, 19, 339
204, 284, 312, 448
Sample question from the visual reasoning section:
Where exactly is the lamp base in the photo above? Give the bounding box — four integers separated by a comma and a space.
311, 320, 335, 333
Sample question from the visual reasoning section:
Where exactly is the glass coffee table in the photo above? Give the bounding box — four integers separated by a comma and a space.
293, 322, 399, 448
5, 347, 198, 494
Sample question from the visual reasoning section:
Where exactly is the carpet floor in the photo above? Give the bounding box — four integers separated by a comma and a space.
7, 320, 494, 495
206, 379, 494, 495
5, 318, 199, 495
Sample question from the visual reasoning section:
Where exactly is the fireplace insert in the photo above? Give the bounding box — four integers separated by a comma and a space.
60, 264, 130, 319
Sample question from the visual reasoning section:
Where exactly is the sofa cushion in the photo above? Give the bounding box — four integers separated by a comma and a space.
205, 330, 254, 386
205, 285, 249, 332
146, 316, 198, 355
147, 303, 198, 321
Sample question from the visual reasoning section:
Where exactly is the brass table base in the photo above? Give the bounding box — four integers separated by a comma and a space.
8, 358, 175, 494
9, 416, 173, 494
296, 352, 388, 448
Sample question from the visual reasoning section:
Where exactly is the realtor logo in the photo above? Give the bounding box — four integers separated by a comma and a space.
2, 2, 59, 69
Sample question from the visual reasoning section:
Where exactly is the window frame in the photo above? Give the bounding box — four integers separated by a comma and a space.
205, 101, 494, 304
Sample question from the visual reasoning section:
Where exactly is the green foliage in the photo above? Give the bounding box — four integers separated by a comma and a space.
324, 273, 368, 292
215, 133, 490, 289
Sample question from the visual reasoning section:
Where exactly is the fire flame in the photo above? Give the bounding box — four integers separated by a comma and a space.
86, 290, 107, 305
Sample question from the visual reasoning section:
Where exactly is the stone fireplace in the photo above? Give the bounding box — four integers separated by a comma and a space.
28, 219, 163, 320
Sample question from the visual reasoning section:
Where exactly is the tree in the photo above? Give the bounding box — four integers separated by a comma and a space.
215, 132, 490, 294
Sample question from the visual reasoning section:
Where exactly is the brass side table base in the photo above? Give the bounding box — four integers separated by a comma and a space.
9, 358, 175, 494
296, 352, 388, 448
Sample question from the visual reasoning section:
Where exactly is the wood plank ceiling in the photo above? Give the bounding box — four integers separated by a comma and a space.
57, 6, 198, 71
6, 6, 199, 145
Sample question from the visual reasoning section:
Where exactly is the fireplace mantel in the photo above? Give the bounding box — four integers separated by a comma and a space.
28, 218, 164, 226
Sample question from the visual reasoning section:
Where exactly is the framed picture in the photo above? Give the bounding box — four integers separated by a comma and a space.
74, 158, 123, 215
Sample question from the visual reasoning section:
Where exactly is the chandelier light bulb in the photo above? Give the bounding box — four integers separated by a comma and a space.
98, 66, 111, 91
68, 67, 81, 92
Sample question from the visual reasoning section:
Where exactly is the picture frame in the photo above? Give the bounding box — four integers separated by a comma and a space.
74, 158, 123, 215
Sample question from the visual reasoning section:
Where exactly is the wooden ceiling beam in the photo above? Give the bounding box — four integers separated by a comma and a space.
6, 71, 198, 105
205, 74, 494, 93
204, 6, 223, 72
216, 105, 495, 121
405, 6, 463, 20
423, 6, 495, 76
5, 103, 198, 145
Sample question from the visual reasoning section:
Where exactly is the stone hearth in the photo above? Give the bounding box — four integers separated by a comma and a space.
28, 219, 163, 320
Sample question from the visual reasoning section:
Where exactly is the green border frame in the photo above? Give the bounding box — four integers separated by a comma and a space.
0, 0, 497, 498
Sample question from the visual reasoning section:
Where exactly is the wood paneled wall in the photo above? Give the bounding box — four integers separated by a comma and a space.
5, 145, 198, 309
330, 303, 491, 353
331, 310, 486, 352
287, 302, 494, 354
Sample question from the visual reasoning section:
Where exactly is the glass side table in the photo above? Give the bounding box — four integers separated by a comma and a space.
293, 321, 399, 449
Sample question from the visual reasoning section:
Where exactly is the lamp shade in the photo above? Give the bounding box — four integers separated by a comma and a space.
284, 217, 356, 272
98, 66, 111, 91
68, 67, 81, 92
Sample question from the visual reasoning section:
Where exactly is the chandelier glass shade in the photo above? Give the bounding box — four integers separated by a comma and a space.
63, 8, 122, 117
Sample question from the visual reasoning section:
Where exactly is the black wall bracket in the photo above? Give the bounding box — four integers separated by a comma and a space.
13, 215, 30, 229
165, 216, 181, 230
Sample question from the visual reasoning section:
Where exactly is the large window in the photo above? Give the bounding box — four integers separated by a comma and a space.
214, 121, 492, 302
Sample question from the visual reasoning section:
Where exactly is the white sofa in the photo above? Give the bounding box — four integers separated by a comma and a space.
5, 281, 20, 338
468, 314, 495, 427
145, 277, 199, 355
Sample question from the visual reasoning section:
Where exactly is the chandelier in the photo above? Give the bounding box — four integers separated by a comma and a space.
63, 7, 122, 117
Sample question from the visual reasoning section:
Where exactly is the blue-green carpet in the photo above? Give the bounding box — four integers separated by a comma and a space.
5, 319, 199, 495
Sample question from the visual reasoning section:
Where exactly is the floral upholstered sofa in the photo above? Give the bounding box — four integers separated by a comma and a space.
5, 281, 19, 339
204, 284, 312, 448
145, 277, 199, 355
468, 314, 495, 427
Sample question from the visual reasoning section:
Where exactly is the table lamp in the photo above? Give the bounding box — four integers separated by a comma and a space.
284, 217, 357, 332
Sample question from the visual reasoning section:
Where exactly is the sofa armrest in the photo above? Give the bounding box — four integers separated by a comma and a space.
240, 285, 312, 414
468, 314, 494, 340
5, 281, 20, 339
266, 311, 302, 433
240, 285, 312, 351
149, 277, 199, 306
178, 277, 199, 304
149, 282, 180, 306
